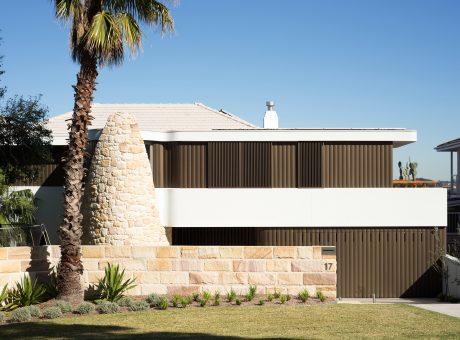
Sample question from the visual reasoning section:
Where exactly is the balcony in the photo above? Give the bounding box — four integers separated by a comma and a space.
155, 188, 447, 228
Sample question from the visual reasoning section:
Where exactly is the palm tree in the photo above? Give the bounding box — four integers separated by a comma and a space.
54, 0, 173, 302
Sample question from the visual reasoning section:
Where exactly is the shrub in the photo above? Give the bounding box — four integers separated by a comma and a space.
55, 300, 72, 314
286, 294, 291, 301
213, 291, 221, 306
0, 284, 10, 310
267, 293, 274, 302
200, 291, 211, 307
448, 296, 460, 303
192, 293, 200, 302
172, 295, 181, 308
226, 289, 236, 303
280, 295, 287, 304
97, 263, 136, 302
96, 301, 120, 314
316, 291, 326, 302
44, 264, 59, 299
298, 289, 309, 303
28, 305, 41, 317
0, 312, 4, 323
75, 302, 95, 315
235, 298, 242, 306
146, 293, 160, 305
246, 285, 257, 302
258, 299, 265, 306
157, 297, 169, 310
43, 306, 62, 319
181, 296, 193, 308
117, 296, 135, 307
11, 307, 32, 322
273, 289, 281, 299
8, 275, 46, 309
128, 300, 149, 312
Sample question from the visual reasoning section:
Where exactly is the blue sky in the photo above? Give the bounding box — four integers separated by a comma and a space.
0, 0, 459, 180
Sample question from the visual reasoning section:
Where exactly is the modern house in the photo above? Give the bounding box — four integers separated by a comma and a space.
435, 138, 460, 241
16, 102, 447, 298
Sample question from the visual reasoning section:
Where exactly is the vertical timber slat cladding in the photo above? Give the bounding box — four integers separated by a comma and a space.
172, 143, 207, 188
208, 142, 240, 187
13, 164, 63, 186
147, 142, 206, 188
241, 142, 271, 187
11, 146, 67, 186
323, 142, 393, 187
298, 142, 323, 187
147, 142, 173, 188
271, 143, 297, 187
172, 227, 445, 298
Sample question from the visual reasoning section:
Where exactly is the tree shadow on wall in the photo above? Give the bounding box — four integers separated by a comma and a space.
401, 266, 442, 298
0, 323, 251, 340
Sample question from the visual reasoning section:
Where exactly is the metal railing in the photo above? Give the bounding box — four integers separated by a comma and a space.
448, 212, 460, 234
0, 224, 51, 247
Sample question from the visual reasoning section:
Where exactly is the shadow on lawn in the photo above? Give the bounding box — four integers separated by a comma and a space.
0, 323, 248, 339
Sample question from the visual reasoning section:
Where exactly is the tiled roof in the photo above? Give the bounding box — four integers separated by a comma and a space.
47, 103, 256, 137
435, 137, 460, 152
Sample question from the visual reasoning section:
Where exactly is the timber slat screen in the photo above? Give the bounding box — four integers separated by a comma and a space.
322, 142, 393, 187
146, 141, 393, 188
173, 227, 445, 298
11, 146, 67, 186
20, 141, 394, 187
298, 142, 323, 187
271, 143, 297, 187
207, 142, 240, 188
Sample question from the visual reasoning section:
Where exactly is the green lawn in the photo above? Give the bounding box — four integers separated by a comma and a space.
1, 304, 459, 339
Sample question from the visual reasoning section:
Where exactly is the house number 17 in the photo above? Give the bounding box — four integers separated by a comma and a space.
324, 263, 333, 271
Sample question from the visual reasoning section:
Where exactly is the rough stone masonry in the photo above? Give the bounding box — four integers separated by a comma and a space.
82, 112, 169, 246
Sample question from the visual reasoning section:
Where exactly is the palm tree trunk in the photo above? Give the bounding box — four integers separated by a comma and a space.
57, 55, 97, 303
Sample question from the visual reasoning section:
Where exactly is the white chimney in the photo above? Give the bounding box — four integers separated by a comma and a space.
263, 100, 278, 128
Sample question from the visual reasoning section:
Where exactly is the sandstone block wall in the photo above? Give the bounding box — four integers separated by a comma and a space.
0, 246, 336, 298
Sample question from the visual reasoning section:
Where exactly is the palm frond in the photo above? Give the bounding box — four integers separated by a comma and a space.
116, 12, 143, 51
104, 0, 175, 32
55, 0, 84, 20
85, 11, 124, 65
55, 0, 174, 67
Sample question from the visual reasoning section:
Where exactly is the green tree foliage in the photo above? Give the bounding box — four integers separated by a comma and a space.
0, 36, 52, 184
0, 97, 52, 184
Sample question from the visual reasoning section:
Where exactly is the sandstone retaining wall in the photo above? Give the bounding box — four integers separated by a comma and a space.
0, 246, 336, 297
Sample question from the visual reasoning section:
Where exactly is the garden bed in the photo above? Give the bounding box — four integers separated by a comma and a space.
0, 290, 333, 324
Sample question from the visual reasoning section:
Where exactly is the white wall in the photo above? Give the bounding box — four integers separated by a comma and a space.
444, 255, 460, 298
16, 186, 447, 244
155, 188, 447, 228
13, 186, 63, 244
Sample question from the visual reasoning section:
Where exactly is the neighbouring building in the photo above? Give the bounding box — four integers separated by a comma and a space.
435, 138, 460, 242
15, 102, 447, 298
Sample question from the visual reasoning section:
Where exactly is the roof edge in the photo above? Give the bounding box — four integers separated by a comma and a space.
194, 103, 257, 128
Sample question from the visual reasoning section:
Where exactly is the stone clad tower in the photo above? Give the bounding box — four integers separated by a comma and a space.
82, 112, 169, 246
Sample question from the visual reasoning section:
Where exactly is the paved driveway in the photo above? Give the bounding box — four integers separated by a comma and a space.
338, 298, 460, 318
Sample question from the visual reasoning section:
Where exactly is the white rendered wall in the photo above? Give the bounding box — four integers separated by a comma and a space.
15, 186, 446, 244
155, 188, 447, 228
12, 186, 63, 244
